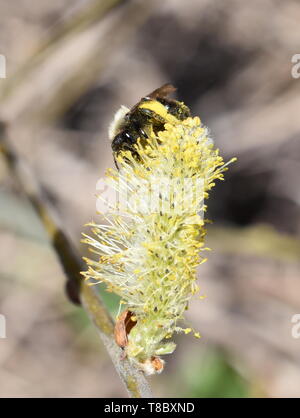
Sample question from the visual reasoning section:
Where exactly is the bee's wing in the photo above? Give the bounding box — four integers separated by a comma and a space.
147, 83, 176, 99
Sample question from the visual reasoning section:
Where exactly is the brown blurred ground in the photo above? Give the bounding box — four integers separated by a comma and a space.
0, 0, 300, 397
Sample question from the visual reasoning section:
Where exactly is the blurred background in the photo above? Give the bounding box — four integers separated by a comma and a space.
0, 0, 300, 397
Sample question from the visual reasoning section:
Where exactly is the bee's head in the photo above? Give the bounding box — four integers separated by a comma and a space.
111, 131, 136, 152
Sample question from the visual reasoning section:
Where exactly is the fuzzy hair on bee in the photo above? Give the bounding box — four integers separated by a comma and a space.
108, 105, 130, 141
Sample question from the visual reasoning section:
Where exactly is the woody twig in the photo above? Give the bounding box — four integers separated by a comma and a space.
0, 123, 152, 398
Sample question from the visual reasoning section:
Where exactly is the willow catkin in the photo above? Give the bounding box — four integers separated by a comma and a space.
82, 114, 235, 374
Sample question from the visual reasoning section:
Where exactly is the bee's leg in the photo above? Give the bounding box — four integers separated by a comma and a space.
113, 154, 119, 170
120, 349, 127, 361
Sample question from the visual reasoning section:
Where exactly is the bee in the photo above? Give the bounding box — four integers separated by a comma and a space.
109, 84, 190, 161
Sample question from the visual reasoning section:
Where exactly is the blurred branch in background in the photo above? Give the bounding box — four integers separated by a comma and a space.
0, 124, 152, 398
0, 0, 157, 124
0, 0, 125, 105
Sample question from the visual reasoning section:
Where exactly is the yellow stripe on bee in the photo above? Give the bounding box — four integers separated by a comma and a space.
139, 100, 178, 123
